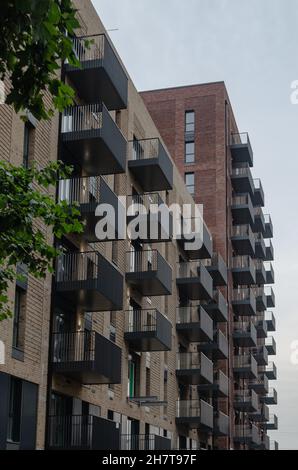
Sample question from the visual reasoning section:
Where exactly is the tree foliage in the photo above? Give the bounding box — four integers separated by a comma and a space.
0, 0, 81, 120
0, 161, 83, 320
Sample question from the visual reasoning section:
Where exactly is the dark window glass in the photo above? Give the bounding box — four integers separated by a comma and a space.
185, 111, 195, 133
7, 378, 22, 443
12, 287, 26, 351
185, 172, 195, 195
185, 141, 195, 163
23, 123, 33, 168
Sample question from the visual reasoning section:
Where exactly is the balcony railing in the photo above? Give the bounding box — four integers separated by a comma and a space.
176, 352, 213, 385
233, 355, 258, 378
265, 311, 276, 331
232, 255, 256, 284
231, 224, 255, 256
231, 165, 254, 194
176, 400, 213, 430
176, 262, 213, 301
233, 321, 257, 347
176, 306, 213, 342
264, 262, 275, 284
264, 214, 273, 238
248, 374, 269, 394
230, 132, 253, 166
120, 434, 171, 451
265, 286, 275, 308
234, 424, 260, 446
234, 390, 259, 412
265, 336, 277, 355
232, 288, 256, 316
200, 253, 227, 286
61, 104, 103, 133
253, 178, 265, 206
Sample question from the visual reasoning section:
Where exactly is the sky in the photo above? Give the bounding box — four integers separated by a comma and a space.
92, 0, 298, 449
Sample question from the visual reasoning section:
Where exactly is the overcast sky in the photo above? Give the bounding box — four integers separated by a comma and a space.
93, 0, 298, 449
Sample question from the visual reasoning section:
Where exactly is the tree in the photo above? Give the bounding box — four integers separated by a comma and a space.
0, 160, 83, 321
0, 0, 81, 120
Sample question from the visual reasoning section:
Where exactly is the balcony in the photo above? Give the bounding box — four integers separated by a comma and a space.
232, 256, 256, 285
255, 233, 266, 259
176, 306, 213, 342
231, 225, 255, 257
176, 399, 213, 431
204, 290, 228, 322
266, 414, 278, 430
234, 425, 261, 448
120, 434, 171, 451
231, 194, 254, 226
124, 309, 172, 351
255, 316, 268, 338
128, 138, 173, 191
252, 179, 265, 207
265, 311, 276, 332
265, 287, 275, 308
253, 287, 267, 311
176, 262, 213, 301
252, 346, 268, 366
265, 239, 274, 261
47, 415, 120, 450
254, 207, 265, 234
198, 370, 229, 398
64, 34, 128, 109
270, 440, 279, 450
55, 251, 123, 311
263, 362, 277, 380
126, 193, 172, 243
231, 165, 254, 196
265, 336, 277, 355
234, 390, 259, 412
233, 355, 258, 379
230, 133, 253, 167
58, 176, 122, 243
250, 404, 270, 423
51, 331, 121, 384
214, 412, 229, 437
199, 330, 229, 360
177, 219, 213, 260
201, 254, 227, 286
255, 260, 266, 285
232, 289, 256, 316
233, 321, 257, 347
260, 434, 270, 450
176, 352, 213, 385
248, 374, 269, 395
126, 249, 172, 296
264, 214, 273, 238
61, 104, 126, 175
265, 262, 275, 284
261, 388, 278, 405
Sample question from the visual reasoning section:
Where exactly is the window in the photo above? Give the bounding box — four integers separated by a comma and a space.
185, 141, 195, 164
185, 172, 195, 195
7, 378, 22, 443
185, 111, 195, 133
12, 287, 26, 352
145, 367, 151, 396
23, 123, 33, 168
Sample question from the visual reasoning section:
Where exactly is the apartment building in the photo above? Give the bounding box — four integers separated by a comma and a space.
0, 0, 277, 451
141, 83, 278, 450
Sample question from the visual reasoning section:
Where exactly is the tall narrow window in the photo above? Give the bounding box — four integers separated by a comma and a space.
145, 367, 151, 396
185, 111, 195, 133
12, 287, 26, 353
7, 378, 22, 443
185, 172, 195, 195
185, 141, 195, 164
23, 123, 33, 168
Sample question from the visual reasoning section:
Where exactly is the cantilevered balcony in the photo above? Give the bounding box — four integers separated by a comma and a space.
230, 133, 253, 167
61, 104, 126, 175
248, 374, 269, 395
199, 330, 229, 360
265, 287, 275, 308
58, 176, 122, 243
47, 415, 120, 450
231, 194, 254, 226
265, 336, 277, 355
64, 34, 128, 109
176, 399, 213, 431
204, 290, 228, 323
124, 308, 172, 351
260, 434, 270, 450
264, 214, 273, 238
234, 425, 261, 448
265, 262, 275, 284
262, 362, 277, 380
231, 225, 255, 257
176, 306, 213, 342
176, 262, 213, 301
234, 390, 259, 412
265, 239, 274, 261
254, 207, 265, 234
249, 404, 270, 423
201, 254, 227, 286
233, 355, 258, 379
252, 179, 265, 207
51, 331, 121, 384
255, 260, 266, 285
255, 233, 266, 259
120, 434, 171, 451
252, 346, 268, 366
270, 440, 279, 450
214, 412, 229, 437
255, 315, 268, 339
266, 414, 278, 431
233, 321, 257, 347
126, 193, 172, 242
231, 165, 254, 196
232, 288, 256, 316
232, 256, 256, 285
265, 311, 276, 332
128, 138, 173, 191
177, 219, 213, 260
176, 352, 213, 385
253, 287, 267, 311
261, 388, 278, 405
55, 251, 123, 311
126, 249, 172, 296
198, 370, 229, 398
